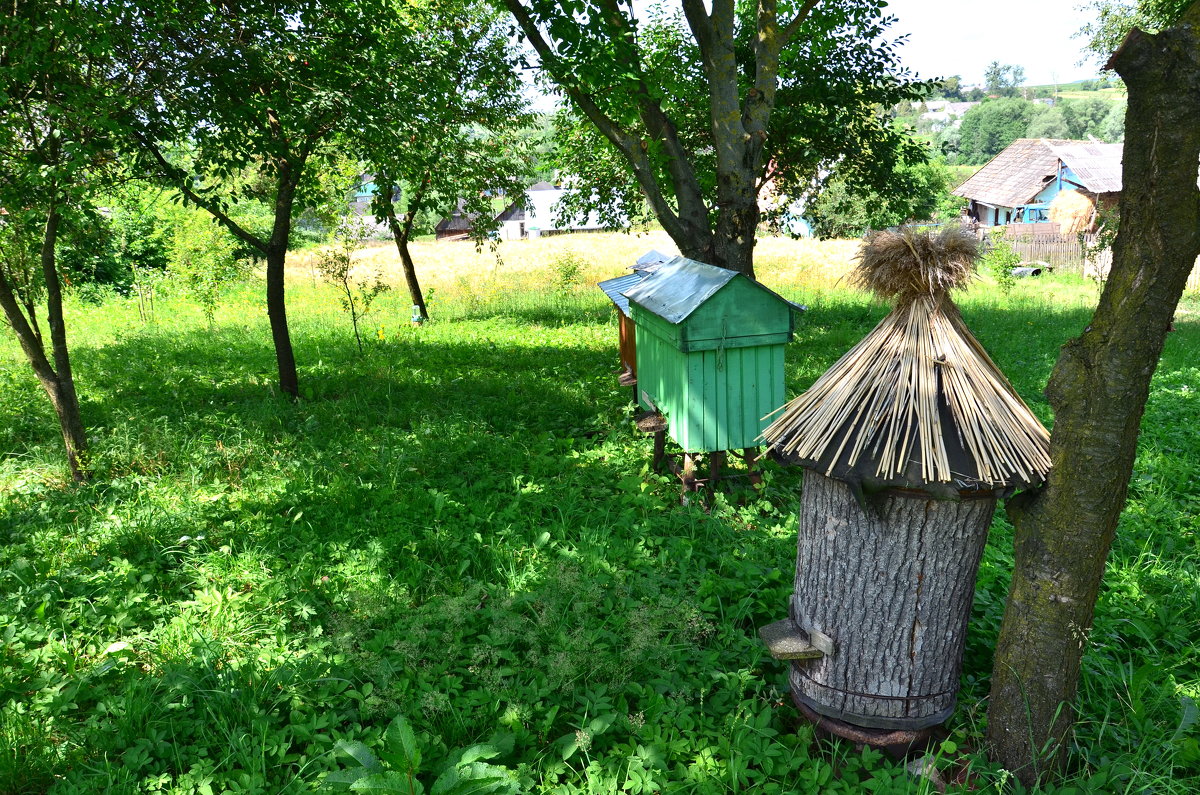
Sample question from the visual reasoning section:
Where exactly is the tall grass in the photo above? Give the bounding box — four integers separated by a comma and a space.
1, 234, 1197, 794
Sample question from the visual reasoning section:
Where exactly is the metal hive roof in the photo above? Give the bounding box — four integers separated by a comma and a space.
632, 249, 673, 273
597, 272, 645, 317
621, 257, 740, 324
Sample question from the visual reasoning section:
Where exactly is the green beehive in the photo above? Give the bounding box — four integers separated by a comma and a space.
622, 257, 796, 453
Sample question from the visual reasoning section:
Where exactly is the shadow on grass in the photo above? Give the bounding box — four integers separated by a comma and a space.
2, 292, 1199, 791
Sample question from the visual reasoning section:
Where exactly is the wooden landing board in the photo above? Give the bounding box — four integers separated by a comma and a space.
758, 619, 824, 661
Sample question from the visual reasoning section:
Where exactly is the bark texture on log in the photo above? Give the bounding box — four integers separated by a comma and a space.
986, 6, 1200, 784
790, 471, 995, 729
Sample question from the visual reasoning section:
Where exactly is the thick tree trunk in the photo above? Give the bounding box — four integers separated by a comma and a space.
790, 471, 995, 729
986, 8, 1200, 785
266, 163, 302, 398
0, 209, 88, 480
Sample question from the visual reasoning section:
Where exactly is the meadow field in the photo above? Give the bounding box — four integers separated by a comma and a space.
1, 233, 1198, 794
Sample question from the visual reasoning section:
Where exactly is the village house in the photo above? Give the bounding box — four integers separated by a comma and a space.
953, 138, 1122, 228
492, 180, 622, 241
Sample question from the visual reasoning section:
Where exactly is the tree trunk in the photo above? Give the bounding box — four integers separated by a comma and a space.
986, 8, 1200, 784
712, 181, 758, 280
0, 208, 88, 480
381, 183, 428, 320
266, 162, 302, 398
790, 471, 994, 729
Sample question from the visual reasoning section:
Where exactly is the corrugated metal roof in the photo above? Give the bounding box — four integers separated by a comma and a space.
952, 139, 1077, 207
1050, 142, 1123, 193
632, 249, 673, 273
597, 273, 645, 317
621, 257, 740, 324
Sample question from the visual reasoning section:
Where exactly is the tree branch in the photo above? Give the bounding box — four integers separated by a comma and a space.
501, 0, 689, 239
133, 131, 267, 254
680, 0, 715, 61
782, 0, 821, 45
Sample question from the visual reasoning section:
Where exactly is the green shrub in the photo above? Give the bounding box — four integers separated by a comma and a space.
981, 231, 1020, 295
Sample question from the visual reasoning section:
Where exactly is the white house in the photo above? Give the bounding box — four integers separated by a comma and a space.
495, 181, 621, 240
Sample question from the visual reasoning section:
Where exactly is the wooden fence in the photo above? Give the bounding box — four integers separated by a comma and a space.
899, 222, 1200, 292
999, 229, 1200, 291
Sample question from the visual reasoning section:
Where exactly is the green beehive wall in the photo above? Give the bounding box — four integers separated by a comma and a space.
632, 279, 790, 453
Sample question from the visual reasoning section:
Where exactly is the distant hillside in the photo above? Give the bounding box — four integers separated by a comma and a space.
1024, 78, 1127, 102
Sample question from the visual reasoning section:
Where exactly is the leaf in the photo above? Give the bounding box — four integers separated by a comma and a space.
588, 713, 616, 735
337, 740, 383, 773
324, 769, 369, 787
457, 744, 499, 765
350, 771, 420, 792
1173, 696, 1198, 742
386, 714, 422, 771
101, 641, 131, 656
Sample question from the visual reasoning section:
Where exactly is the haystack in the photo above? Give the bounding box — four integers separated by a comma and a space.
1048, 189, 1096, 235
762, 226, 1050, 498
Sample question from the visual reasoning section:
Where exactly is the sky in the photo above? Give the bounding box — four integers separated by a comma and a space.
883, 0, 1105, 87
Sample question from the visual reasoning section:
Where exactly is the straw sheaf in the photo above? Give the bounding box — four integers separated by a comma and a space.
1048, 189, 1096, 235
853, 227, 979, 304
762, 229, 1051, 490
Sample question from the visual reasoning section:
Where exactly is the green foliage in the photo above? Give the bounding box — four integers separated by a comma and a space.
806, 158, 958, 238
514, 0, 933, 270
170, 213, 250, 327
957, 98, 1043, 164
2, 252, 1199, 793
984, 61, 1026, 97
324, 714, 518, 794
551, 249, 588, 291
318, 221, 391, 353
981, 231, 1021, 295
1078, 0, 1193, 66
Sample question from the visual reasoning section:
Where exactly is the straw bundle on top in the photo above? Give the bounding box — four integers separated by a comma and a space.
762, 227, 1051, 495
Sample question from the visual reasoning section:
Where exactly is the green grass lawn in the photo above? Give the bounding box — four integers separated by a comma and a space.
1, 256, 1198, 794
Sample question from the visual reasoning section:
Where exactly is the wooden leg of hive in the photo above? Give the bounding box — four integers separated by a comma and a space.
682, 453, 697, 492
744, 447, 762, 485
652, 430, 666, 472
710, 451, 726, 488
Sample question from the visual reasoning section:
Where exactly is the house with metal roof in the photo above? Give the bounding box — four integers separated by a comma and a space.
953, 138, 1123, 226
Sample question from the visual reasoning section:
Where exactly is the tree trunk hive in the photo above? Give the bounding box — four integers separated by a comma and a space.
760, 227, 1052, 732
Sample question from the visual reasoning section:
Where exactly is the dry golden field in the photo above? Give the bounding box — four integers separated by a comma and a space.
286, 230, 864, 301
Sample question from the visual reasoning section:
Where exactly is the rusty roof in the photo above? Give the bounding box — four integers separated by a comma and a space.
952, 139, 1077, 207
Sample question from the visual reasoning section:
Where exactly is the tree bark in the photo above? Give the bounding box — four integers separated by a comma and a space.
265, 159, 302, 398
0, 208, 88, 480
986, 6, 1200, 784
790, 471, 995, 729
380, 177, 428, 320
135, 133, 303, 398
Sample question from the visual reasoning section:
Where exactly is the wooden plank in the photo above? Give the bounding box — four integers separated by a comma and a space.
725, 346, 745, 453
759, 619, 824, 661
687, 280, 790, 341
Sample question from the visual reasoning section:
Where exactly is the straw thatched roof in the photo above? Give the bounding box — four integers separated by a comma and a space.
761, 228, 1051, 496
